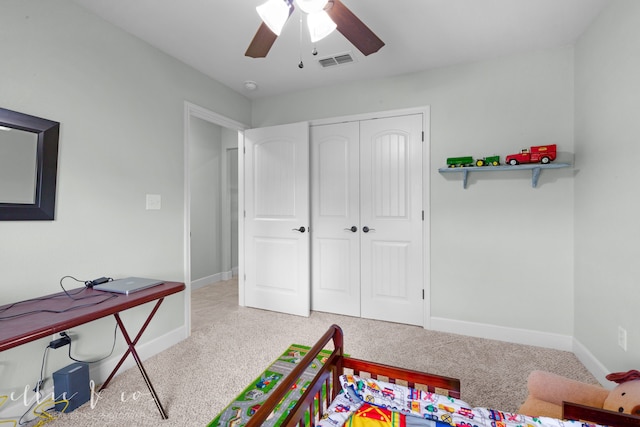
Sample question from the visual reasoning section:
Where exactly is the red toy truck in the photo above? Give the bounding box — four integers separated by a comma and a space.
505, 144, 556, 165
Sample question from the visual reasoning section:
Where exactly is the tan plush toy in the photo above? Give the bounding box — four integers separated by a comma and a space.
518, 369, 640, 419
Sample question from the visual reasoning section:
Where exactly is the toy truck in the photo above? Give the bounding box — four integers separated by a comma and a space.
505, 144, 556, 165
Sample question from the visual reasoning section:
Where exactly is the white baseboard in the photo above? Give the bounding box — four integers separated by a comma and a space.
430, 317, 574, 351
430, 317, 614, 385
191, 271, 234, 290
572, 337, 611, 388
0, 325, 188, 423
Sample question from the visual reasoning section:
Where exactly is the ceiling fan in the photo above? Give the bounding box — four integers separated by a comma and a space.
245, 0, 385, 59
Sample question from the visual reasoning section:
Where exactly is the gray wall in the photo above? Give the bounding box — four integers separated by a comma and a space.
189, 120, 239, 285
0, 0, 250, 404
190, 117, 223, 280
574, 0, 640, 377
252, 46, 576, 338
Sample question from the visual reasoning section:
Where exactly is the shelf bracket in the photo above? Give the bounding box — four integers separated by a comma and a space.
462, 169, 469, 189
531, 167, 541, 188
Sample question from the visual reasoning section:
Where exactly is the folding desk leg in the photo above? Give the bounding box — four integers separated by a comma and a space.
99, 298, 168, 419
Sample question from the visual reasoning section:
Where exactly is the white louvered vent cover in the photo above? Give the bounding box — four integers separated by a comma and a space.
318, 52, 356, 68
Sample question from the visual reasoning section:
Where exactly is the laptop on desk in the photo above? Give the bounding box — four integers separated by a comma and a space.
93, 277, 164, 295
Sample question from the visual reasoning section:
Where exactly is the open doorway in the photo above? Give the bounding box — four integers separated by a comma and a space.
228, 147, 239, 275
183, 102, 246, 333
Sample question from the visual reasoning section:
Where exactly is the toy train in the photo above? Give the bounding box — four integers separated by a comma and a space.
446, 144, 557, 168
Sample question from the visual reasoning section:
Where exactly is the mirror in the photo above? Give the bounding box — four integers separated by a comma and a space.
0, 107, 60, 220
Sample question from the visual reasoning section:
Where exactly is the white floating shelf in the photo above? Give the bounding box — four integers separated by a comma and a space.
438, 163, 571, 189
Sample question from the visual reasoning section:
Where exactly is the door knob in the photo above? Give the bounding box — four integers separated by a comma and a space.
362, 226, 375, 233
344, 226, 358, 232
292, 226, 306, 233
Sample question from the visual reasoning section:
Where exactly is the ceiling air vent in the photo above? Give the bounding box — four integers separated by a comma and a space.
317, 52, 356, 68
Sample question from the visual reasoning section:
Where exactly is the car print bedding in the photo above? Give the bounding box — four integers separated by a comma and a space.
317, 374, 611, 427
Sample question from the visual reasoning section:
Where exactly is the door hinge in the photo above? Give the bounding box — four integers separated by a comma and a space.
422, 289, 425, 299
422, 210, 424, 221
421, 131, 424, 142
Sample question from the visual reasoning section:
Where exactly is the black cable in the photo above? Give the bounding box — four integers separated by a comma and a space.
65, 324, 118, 364
16, 344, 51, 426
59, 275, 92, 299
60, 275, 113, 300
0, 292, 81, 315
0, 276, 118, 321
34, 345, 50, 393
0, 294, 118, 321
18, 398, 41, 426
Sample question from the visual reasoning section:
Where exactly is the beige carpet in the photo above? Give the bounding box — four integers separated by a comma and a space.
37, 278, 599, 426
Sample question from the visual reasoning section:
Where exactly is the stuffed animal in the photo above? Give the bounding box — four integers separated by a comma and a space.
518, 369, 640, 419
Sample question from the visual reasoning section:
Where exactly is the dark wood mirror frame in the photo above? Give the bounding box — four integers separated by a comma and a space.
0, 107, 60, 220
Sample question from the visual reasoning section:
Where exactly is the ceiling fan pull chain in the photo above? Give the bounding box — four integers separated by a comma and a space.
298, 15, 304, 68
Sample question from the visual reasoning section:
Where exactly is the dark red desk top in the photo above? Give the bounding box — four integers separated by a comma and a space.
0, 281, 185, 352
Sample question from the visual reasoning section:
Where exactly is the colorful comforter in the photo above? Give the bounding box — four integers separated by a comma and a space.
316, 374, 608, 427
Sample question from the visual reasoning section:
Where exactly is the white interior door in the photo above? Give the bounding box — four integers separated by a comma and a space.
311, 122, 360, 316
360, 114, 423, 325
244, 122, 310, 317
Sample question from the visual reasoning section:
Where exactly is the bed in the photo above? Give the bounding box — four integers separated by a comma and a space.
241, 324, 640, 427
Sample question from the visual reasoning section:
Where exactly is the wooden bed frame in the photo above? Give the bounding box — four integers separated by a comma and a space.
245, 324, 640, 427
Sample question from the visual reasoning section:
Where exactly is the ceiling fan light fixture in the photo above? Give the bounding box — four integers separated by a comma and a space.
307, 10, 336, 43
296, 0, 328, 14
256, 0, 293, 36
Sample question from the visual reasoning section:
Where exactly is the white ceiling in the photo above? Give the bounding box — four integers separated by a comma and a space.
71, 0, 610, 99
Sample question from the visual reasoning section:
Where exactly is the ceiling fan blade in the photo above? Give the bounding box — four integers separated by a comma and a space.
245, 1, 296, 58
245, 23, 278, 58
326, 0, 384, 56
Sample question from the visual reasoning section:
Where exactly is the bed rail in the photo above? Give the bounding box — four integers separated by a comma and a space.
247, 324, 462, 427
563, 401, 640, 427
245, 324, 344, 427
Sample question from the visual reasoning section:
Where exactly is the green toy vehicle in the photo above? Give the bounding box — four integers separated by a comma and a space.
446, 156, 474, 167
446, 155, 500, 167
475, 156, 500, 167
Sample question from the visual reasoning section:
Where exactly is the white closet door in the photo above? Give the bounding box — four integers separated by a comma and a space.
244, 122, 310, 317
311, 122, 360, 316
360, 114, 424, 326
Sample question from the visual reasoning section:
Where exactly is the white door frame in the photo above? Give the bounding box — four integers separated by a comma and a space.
183, 101, 247, 334
311, 106, 431, 328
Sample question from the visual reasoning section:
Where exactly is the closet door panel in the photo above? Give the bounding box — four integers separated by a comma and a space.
360, 114, 424, 326
245, 122, 310, 317
311, 122, 360, 316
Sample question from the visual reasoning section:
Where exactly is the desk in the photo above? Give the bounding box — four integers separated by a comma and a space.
0, 281, 185, 419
